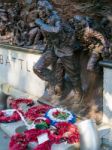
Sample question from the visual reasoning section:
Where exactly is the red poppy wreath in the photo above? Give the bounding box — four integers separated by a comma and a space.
9, 129, 51, 150
10, 98, 34, 110
49, 122, 80, 144
9, 133, 28, 150
25, 105, 52, 121
0, 109, 20, 123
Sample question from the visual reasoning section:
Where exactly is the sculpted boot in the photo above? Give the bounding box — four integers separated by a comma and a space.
73, 87, 83, 104
54, 83, 63, 96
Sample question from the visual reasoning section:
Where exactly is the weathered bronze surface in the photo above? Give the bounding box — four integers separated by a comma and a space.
0, 0, 45, 51
0, 0, 112, 123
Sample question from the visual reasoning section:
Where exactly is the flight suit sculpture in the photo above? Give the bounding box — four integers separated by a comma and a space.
69, 15, 109, 71
33, 0, 83, 103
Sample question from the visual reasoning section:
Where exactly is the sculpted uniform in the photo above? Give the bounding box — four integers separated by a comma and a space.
33, 0, 83, 101
0, 9, 9, 36
69, 16, 109, 71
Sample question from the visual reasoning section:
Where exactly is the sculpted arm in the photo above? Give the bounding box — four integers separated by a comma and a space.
85, 27, 108, 48
35, 18, 61, 33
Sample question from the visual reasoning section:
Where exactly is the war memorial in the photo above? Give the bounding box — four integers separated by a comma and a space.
0, 0, 112, 149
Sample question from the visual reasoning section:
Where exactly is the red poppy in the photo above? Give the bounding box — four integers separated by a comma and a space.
9, 133, 28, 150
9, 129, 50, 150
49, 122, 80, 144
25, 105, 52, 121
10, 98, 34, 114
0, 110, 20, 123
34, 141, 52, 150
24, 129, 50, 143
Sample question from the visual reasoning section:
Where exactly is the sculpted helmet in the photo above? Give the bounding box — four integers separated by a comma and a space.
37, 0, 53, 11
69, 15, 93, 30
37, 0, 53, 19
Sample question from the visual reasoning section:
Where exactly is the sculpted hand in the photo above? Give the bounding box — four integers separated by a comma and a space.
102, 46, 110, 58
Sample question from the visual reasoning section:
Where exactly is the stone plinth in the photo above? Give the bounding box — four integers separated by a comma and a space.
99, 61, 112, 147
100, 60, 112, 124
0, 44, 45, 99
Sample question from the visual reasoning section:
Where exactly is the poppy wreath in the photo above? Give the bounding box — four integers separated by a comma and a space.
34, 117, 50, 130
45, 108, 76, 125
9, 123, 80, 150
9, 129, 51, 150
25, 105, 52, 121
24, 129, 50, 143
10, 98, 34, 113
9, 133, 28, 150
49, 122, 80, 144
34, 141, 52, 150
0, 110, 21, 123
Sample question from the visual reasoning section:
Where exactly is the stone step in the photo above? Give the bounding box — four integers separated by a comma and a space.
98, 123, 112, 149
0, 128, 10, 150
0, 121, 25, 137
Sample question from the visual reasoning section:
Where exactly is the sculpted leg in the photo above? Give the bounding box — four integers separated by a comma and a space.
33, 50, 57, 82
87, 44, 103, 71
61, 55, 83, 103
27, 27, 38, 46
54, 58, 65, 96
87, 53, 100, 71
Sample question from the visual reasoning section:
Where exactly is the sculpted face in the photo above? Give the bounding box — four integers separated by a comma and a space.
38, 6, 47, 19
37, 0, 52, 19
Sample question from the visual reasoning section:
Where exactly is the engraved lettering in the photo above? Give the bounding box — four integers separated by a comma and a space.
18, 59, 24, 70
6, 56, 10, 65
0, 55, 3, 64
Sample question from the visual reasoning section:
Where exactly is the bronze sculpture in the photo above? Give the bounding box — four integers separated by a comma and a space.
33, 0, 83, 103
0, 1, 45, 51
0, 4, 12, 43
0, 0, 110, 108
69, 15, 109, 72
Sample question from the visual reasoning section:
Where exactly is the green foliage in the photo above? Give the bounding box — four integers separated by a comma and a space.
35, 121, 49, 129
56, 112, 70, 120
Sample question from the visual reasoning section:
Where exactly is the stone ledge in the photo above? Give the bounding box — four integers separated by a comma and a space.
99, 60, 112, 68
0, 44, 43, 55
0, 121, 24, 137
98, 124, 112, 148
0, 83, 39, 101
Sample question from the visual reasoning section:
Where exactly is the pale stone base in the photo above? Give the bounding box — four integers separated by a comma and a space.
99, 61, 112, 148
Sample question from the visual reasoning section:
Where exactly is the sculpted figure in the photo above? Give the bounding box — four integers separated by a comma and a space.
11, 1, 45, 49
0, 9, 8, 36
12, 2, 29, 46
0, 4, 12, 43
1, 2, 23, 44
69, 15, 109, 71
33, 0, 83, 103
26, 7, 45, 50
14, 20, 28, 46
